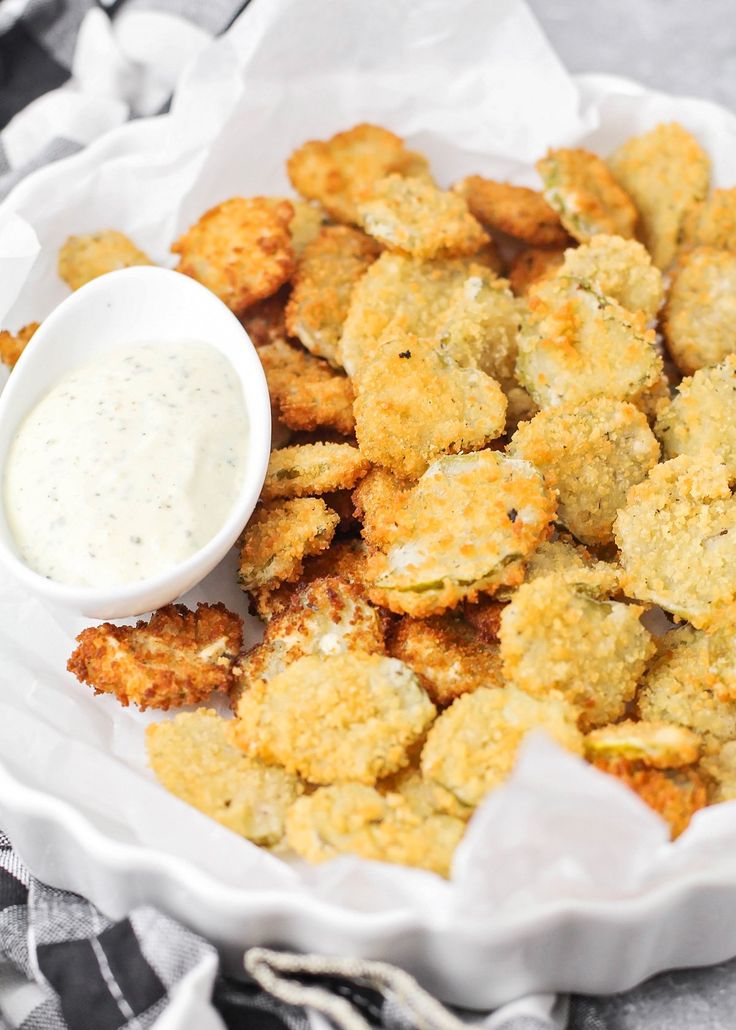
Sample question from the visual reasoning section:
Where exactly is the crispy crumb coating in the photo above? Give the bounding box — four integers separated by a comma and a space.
238, 498, 339, 592
462, 596, 505, 643
367, 451, 555, 617
258, 338, 355, 435
352, 466, 413, 550
701, 741, 736, 803
285, 226, 379, 366
354, 333, 507, 479
172, 197, 294, 313
656, 356, 736, 476
509, 397, 660, 546
285, 783, 464, 876
500, 574, 654, 730
537, 148, 637, 242
239, 287, 290, 348
609, 122, 710, 269
557, 235, 664, 319
683, 188, 736, 251
453, 176, 568, 247
233, 651, 436, 784
508, 246, 566, 297
663, 246, 736, 374
67, 603, 242, 711
614, 455, 736, 627
287, 123, 430, 225
276, 198, 326, 256
498, 536, 620, 601
58, 230, 152, 290
516, 276, 662, 408
388, 613, 504, 707
0, 322, 39, 367
585, 720, 701, 769
591, 756, 706, 838
147, 709, 300, 845
421, 686, 583, 808
262, 442, 369, 501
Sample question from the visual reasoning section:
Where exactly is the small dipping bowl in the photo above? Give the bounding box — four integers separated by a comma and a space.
0, 267, 271, 619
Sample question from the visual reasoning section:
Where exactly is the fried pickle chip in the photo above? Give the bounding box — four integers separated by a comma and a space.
663, 246, 736, 374
585, 720, 701, 769
509, 398, 660, 546
557, 235, 664, 319
67, 603, 242, 711
354, 333, 507, 479
591, 756, 706, 838
683, 188, 736, 251
285, 783, 464, 876
262, 442, 369, 501
367, 451, 555, 617
287, 123, 430, 225
233, 651, 436, 784
147, 709, 300, 845
388, 613, 504, 707
508, 246, 566, 297
238, 498, 339, 592
536, 148, 637, 242
352, 466, 413, 550
701, 741, 736, 803
656, 356, 736, 476
498, 535, 620, 601
172, 197, 294, 313
516, 276, 662, 408
285, 226, 380, 365
259, 338, 355, 435
239, 287, 289, 348
453, 176, 568, 247
58, 230, 152, 291
0, 322, 39, 367
614, 455, 736, 627
421, 686, 583, 809
276, 198, 326, 256
608, 122, 710, 269
499, 574, 654, 730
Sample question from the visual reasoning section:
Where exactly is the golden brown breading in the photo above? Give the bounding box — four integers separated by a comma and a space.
147, 709, 300, 845
655, 355, 736, 475
421, 686, 583, 809
357, 174, 487, 260
58, 230, 152, 290
590, 756, 706, 838
454, 176, 568, 247
536, 148, 637, 242
354, 333, 507, 479
239, 287, 290, 347
261, 442, 369, 501
662, 246, 736, 374
499, 574, 654, 730
608, 122, 710, 269
0, 322, 39, 367
287, 123, 430, 225
281, 198, 326, 256
366, 451, 556, 617
497, 535, 621, 601
508, 246, 566, 297
584, 720, 701, 769
557, 235, 664, 319
701, 741, 736, 802
172, 197, 294, 313
285, 783, 464, 876
67, 603, 242, 711
285, 226, 380, 365
238, 498, 339, 592
352, 466, 413, 550
258, 338, 355, 435
614, 455, 736, 627
233, 651, 436, 784
462, 596, 505, 643
388, 613, 504, 707
508, 398, 660, 546
683, 188, 736, 251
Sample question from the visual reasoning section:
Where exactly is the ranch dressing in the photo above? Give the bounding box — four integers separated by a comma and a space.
3, 341, 249, 587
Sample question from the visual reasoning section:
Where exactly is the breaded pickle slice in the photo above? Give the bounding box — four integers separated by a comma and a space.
454, 176, 568, 247
58, 230, 152, 290
557, 235, 663, 319
421, 686, 583, 809
614, 455, 736, 627
683, 187, 736, 251
701, 741, 736, 803
238, 498, 339, 592
500, 574, 654, 730
0, 322, 39, 368
537, 148, 637, 242
508, 247, 565, 297
656, 356, 736, 476
367, 451, 556, 617
496, 535, 620, 601
585, 720, 701, 769
590, 755, 706, 838
663, 246, 736, 374
608, 122, 710, 269
262, 442, 369, 500
259, 338, 355, 435
147, 709, 300, 845
233, 651, 436, 785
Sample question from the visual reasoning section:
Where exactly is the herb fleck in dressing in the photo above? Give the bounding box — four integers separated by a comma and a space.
3, 341, 249, 587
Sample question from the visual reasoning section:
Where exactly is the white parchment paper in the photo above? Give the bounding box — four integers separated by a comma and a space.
2, 0, 736, 926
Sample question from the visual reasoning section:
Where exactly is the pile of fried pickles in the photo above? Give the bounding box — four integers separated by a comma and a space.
8, 121, 736, 875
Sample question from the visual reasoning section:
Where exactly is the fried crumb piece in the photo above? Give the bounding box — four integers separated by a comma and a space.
609, 122, 710, 269
683, 188, 736, 251
67, 603, 242, 711
656, 355, 736, 476
233, 651, 436, 784
557, 234, 664, 319
287, 123, 430, 225
147, 709, 300, 845
0, 322, 39, 367
585, 720, 701, 769
499, 574, 654, 730
172, 197, 294, 313
537, 148, 637, 242
239, 287, 290, 347
238, 498, 339, 592
454, 176, 568, 247
262, 442, 369, 500
259, 338, 355, 435
508, 247, 566, 297
663, 246, 736, 374
58, 230, 152, 291
591, 756, 706, 838
286, 226, 379, 365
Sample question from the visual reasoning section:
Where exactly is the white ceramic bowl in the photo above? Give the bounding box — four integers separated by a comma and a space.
0, 267, 271, 620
